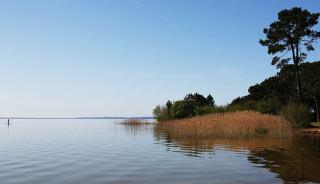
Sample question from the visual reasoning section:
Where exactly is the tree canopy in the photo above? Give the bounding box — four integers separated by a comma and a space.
153, 93, 216, 121
230, 61, 320, 121
259, 7, 320, 103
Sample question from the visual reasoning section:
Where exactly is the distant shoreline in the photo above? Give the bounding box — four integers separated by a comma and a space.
0, 117, 154, 120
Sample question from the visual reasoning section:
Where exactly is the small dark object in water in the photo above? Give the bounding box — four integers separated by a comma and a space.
7, 118, 10, 125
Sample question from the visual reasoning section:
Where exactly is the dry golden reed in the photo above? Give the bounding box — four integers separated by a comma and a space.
155, 111, 293, 139
118, 119, 151, 126
116, 119, 153, 136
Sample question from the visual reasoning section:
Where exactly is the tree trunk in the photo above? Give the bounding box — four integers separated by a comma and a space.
294, 63, 304, 103
290, 43, 304, 103
315, 97, 320, 123
295, 43, 304, 103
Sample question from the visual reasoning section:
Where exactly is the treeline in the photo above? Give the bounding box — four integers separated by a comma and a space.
228, 61, 320, 127
153, 93, 220, 121
153, 61, 320, 127
230, 62, 320, 112
153, 7, 320, 128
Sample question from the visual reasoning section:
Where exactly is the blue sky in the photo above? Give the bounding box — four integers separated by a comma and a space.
0, 0, 319, 117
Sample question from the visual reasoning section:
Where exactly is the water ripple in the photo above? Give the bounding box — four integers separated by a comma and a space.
0, 119, 319, 184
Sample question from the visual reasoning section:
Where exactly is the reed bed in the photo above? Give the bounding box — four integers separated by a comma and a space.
118, 119, 152, 126
155, 111, 293, 139
116, 119, 153, 136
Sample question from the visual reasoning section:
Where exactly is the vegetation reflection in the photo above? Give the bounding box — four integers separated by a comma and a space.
154, 126, 320, 183
116, 119, 153, 136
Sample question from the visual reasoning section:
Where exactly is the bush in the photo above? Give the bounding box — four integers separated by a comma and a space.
227, 98, 282, 114
194, 106, 213, 116
226, 100, 256, 112
171, 100, 196, 119
153, 93, 216, 121
281, 101, 311, 128
153, 105, 171, 121
255, 98, 282, 114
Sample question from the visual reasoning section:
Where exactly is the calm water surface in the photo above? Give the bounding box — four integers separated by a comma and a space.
0, 119, 320, 184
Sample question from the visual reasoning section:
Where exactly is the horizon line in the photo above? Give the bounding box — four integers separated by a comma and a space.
0, 116, 154, 120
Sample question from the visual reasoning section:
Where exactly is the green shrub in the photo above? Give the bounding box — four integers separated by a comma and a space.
171, 100, 196, 119
227, 98, 282, 114
281, 101, 311, 128
194, 106, 212, 116
212, 106, 227, 113
153, 93, 217, 121
226, 100, 256, 112
255, 98, 281, 114
153, 105, 171, 121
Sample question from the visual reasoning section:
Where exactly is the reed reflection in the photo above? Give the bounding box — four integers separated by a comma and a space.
248, 136, 320, 183
154, 126, 320, 183
115, 119, 154, 136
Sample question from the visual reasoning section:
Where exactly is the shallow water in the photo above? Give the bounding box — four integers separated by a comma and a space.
0, 119, 319, 184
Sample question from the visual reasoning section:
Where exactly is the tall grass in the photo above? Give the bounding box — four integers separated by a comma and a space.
118, 119, 151, 126
116, 119, 153, 136
155, 111, 293, 139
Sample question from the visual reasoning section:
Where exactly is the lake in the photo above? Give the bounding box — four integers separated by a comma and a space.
0, 119, 320, 184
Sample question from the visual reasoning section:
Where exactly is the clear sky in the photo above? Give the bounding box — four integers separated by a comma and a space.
0, 0, 319, 117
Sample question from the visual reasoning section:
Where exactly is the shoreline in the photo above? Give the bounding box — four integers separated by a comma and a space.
300, 128, 320, 136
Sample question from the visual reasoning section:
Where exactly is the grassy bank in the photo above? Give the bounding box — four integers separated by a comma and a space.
155, 111, 293, 139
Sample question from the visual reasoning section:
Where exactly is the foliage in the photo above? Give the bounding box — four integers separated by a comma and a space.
259, 7, 320, 103
153, 93, 216, 121
281, 101, 311, 128
154, 62, 319, 124
153, 7, 320, 127
259, 7, 320, 68
170, 100, 196, 119
230, 62, 319, 122
227, 98, 281, 114
206, 94, 215, 107
153, 105, 172, 121
197, 105, 226, 114
184, 93, 215, 107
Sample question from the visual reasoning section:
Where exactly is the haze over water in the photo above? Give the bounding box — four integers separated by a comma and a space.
1, 119, 319, 184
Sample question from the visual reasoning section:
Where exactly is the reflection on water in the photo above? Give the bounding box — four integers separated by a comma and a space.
115, 120, 154, 136
249, 136, 320, 183
155, 128, 320, 183
0, 119, 319, 184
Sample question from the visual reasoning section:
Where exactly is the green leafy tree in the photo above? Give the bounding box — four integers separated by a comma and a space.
206, 94, 215, 107
153, 93, 217, 121
166, 100, 173, 118
171, 100, 196, 119
184, 93, 209, 107
282, 101, 311, 128
153, 105, 171, 121
259, 7, 320, 103
229, 61, 320, 121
